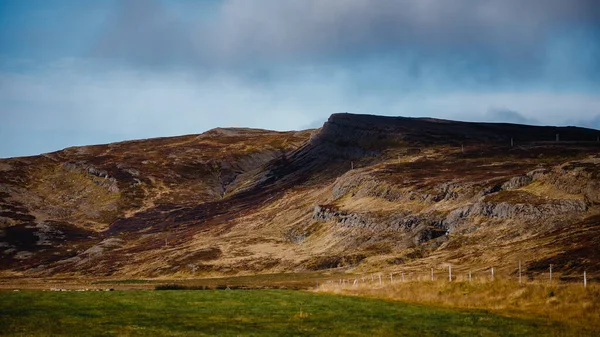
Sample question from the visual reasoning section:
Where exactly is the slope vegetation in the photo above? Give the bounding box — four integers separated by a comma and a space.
1, 113, 599, 280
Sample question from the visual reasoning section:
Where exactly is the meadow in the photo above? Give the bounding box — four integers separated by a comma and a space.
319, 278, 600, 332
0, 289, 583, 336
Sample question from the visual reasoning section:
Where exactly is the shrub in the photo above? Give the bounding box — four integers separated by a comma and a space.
155, 284, 186, 290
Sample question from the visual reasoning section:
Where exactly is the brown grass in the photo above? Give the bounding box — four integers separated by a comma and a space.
519, 180, 584, 200
484, 190, 549, 205
316, 278, 600, 329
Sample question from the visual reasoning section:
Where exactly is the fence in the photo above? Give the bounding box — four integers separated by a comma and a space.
315, 262, 593, 290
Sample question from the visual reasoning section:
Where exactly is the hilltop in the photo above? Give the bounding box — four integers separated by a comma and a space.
1, 113, 599, 281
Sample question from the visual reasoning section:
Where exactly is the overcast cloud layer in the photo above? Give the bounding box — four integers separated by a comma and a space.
1, 0, 599, 158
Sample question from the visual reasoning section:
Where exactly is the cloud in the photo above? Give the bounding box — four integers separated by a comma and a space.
78, 0, 600, 98
215, 0, 599, 60
482, 109, 539, 125
91, 0, 200, 67
2, 1, 600, 157
91, 0, 600, 68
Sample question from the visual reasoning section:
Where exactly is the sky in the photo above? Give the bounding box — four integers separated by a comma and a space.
1, 0, 600, 158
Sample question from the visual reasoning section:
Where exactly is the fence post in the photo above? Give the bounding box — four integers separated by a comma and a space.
379, 274, 382, 286
519, 260, 522, 284
449, 265, 452, 282
491, 267, 494, 281
549, 264, 552, 283
584, 271, 587, 288
431, 268, 434, 281
390, 273, 393, 283
469, 271, 472, 282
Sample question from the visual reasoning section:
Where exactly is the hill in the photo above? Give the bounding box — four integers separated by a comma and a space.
1, 113, 599, 280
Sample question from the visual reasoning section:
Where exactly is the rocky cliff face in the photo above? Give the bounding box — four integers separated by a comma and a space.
1, 113, 599, 278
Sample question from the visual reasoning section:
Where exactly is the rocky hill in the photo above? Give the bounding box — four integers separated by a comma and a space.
1, 113, 599, 280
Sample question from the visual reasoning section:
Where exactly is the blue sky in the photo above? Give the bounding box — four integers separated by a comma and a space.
1, 0, 600, 158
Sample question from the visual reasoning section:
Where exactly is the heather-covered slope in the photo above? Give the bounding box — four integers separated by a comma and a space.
0, 128, 312, 274
1, 113, 599, 280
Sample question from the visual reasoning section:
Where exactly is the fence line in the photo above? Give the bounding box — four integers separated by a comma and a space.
315, 263, 592, 290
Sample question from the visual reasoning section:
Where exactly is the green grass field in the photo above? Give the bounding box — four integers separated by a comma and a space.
0, 290, 579, 336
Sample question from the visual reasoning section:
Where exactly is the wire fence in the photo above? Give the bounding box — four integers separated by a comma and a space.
315, 263, 593, 289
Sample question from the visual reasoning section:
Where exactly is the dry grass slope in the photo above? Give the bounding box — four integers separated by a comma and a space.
317, 279, 600, 330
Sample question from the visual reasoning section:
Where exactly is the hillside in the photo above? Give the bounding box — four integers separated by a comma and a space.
1, 113, 600, 281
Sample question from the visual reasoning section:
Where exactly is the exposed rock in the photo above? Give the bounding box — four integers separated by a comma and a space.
62, 162, 119, 193
313, 204, 448, 243
14, 251, 33, 260
501, 175, 533, 190
445, 199, 587, 227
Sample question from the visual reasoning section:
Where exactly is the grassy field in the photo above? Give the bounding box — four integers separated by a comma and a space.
91, 272, 329, 290
318, 278, 600, 331
0, 289, 581, 336
0, 272, 333, 291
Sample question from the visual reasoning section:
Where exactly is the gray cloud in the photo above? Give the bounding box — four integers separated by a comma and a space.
91, 0, 600, 69
3, 0, 600, 158
92, 0, 199, 67
214, 0, 599, 61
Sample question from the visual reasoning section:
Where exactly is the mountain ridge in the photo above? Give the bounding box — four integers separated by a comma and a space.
1, 113, 599, 279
